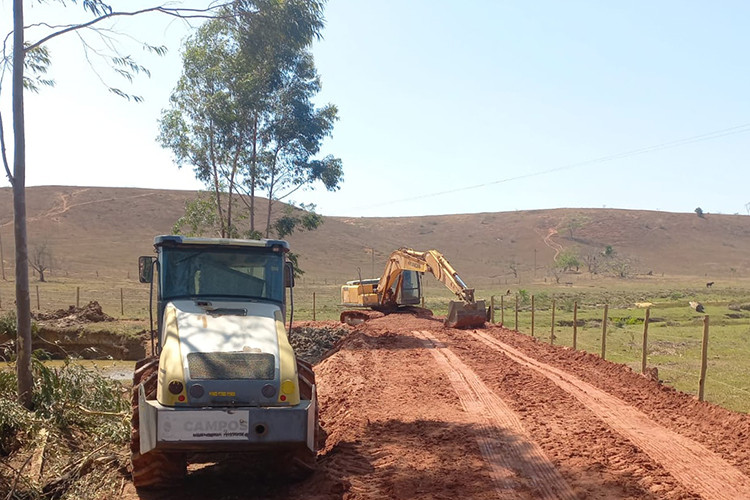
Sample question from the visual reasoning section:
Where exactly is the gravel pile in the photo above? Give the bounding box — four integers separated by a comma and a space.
290, 324, 351, 364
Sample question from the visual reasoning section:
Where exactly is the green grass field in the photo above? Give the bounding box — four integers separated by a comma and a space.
2, 276, 749, 413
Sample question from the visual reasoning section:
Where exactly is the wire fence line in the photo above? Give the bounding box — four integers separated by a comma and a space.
0, 284, 153, 318
490, 295, 750, 412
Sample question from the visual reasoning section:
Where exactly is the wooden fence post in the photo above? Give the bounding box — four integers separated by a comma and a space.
573, 301, 578, 350
490, 296, 495, 324
550, 299, 556, 345
36, 285, 40, 310
500, 295, 505, 325
514, 295, 519, 331
641, 308, 650, 374
76, 287, 80, 308
312, 292, 316, 321
698, 315, 710, 401
121, 288, 125, 316
601, 304, 609, 359
531, 295, 535, 338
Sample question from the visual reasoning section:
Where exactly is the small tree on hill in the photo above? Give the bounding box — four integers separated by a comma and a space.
695, 207, 705, 218
29, 242, 54, 282
556, 249, 580, 272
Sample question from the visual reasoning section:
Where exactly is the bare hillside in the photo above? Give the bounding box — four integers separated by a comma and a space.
0, 186, 749, 283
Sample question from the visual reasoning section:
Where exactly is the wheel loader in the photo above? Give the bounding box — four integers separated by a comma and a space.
131, 235, 318, 488
340, 248, 487, 328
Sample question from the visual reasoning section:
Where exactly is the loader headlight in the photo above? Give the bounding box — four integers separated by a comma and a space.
168, 380, 184, 395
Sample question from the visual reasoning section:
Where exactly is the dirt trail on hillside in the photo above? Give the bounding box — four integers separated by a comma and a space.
124, 315, 750, 499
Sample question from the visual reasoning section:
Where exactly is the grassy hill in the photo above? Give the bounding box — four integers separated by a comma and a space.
0, 186, 749, 287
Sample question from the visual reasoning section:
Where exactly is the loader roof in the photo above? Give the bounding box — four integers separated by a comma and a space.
153, 235, 289, 252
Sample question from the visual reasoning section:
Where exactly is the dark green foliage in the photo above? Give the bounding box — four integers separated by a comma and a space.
0, 311, 38, 341
556, 249, 581, 272
0, 360, 130, 449
172, 194, 222, 237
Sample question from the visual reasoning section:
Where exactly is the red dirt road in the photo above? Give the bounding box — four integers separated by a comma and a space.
126, 315, 750, 499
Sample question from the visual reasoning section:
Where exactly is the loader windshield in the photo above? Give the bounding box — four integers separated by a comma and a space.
159, 246, 284, 303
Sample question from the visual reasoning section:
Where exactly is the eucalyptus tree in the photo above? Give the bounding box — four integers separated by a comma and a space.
259, 50, 342, 236
159, 0, 340, 239
1, 0, 238, 409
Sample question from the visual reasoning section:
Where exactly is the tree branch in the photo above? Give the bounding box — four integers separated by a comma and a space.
0, 111, 13, 185
25, 2, 238, 52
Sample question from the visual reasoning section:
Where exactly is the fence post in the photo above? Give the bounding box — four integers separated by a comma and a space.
121, 288, 125, 316
531, 295, 535, 338
490, 296, 495, 324
514, 295, 519, 331
500, 295, 505, 325
550, 299, 556, 345
641, 308, 650, 374
698, 315, 710, 401
601, 304, 609, 359
312, 292, 316, 321
36, 285, 40, 310
76, 287, 80, 308
573, 301, 578, 350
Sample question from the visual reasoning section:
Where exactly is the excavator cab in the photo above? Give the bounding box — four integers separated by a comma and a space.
389, 270, 422, 306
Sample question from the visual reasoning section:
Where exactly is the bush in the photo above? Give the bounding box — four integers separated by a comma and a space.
0, 311, 39, 339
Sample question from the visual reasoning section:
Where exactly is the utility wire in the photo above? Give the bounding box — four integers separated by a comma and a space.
353, 122, 750, 212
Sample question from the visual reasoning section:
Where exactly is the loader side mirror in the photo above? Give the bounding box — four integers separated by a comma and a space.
139, 256, 155, 283
284, 261, 295, 288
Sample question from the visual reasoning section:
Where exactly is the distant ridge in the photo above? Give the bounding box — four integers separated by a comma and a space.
1, 186, 749, 284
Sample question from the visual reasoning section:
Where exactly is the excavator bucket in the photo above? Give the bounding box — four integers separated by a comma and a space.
445, 300, 487, 329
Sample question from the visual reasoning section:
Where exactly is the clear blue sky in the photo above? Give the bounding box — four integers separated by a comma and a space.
2, 1, 750, 217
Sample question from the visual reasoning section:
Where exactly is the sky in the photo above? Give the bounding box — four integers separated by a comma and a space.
1, 0, 750, 218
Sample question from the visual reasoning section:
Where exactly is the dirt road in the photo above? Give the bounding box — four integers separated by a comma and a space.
127, 314, 750, 499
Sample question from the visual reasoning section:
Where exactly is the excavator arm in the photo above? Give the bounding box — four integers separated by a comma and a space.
375, 248, 486, 328
377, 248, 476, 306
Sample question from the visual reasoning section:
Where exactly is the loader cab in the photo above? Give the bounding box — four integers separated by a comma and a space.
139, 235, 293, 353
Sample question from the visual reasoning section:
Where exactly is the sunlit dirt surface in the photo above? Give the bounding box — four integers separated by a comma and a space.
124, 314, 750, 499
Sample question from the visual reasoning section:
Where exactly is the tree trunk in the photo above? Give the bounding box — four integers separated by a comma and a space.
249, 113, 258, 234
13, 0, 33, 409
265, 150, 280, 238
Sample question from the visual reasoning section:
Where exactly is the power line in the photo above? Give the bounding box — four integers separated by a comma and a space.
353, 122, 750, 212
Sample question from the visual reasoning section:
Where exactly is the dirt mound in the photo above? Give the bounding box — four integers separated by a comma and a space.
33, 301, 115, 328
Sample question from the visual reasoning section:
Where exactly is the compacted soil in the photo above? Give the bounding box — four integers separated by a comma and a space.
124, 314, 750, 499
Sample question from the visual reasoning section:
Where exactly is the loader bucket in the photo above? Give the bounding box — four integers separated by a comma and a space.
445, 300, 487, 329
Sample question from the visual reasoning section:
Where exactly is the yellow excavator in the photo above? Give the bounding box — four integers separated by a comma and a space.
340, 248, 487, 328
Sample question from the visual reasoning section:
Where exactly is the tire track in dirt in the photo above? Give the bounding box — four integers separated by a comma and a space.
469, 330, 750, 500
415, 330, 577, 500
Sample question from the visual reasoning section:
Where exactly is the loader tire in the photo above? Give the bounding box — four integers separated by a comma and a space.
130, 357, 187, 489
